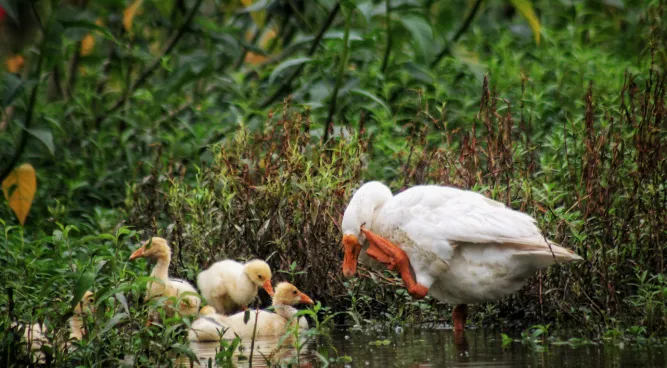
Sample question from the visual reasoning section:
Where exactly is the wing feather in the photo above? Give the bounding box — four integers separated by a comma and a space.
380, 185, 550, 256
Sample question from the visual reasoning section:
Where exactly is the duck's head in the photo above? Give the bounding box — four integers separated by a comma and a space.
199, 305, 217, 316
273, 282, 313, 306
341, 181, 393, 278
74, 291, 96, 315
129, 237, 171, 261
244, 260, 274, 296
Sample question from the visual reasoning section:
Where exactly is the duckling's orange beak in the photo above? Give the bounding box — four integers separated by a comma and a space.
342, 234, 361, 278
262, 279, 275, 297
299, 292, 314, 305
129, 246, 145, 260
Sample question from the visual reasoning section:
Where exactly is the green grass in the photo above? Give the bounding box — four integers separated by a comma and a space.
0, 0, 666, 365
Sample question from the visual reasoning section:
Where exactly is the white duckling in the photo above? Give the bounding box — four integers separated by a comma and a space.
188, 282, 313, 342
129, 237, 201, 317
341, 181, 583, 331
19, 290, 95, 353
197, 259, 274, 315
187, 306, 227, 342
69, 290, 95, 341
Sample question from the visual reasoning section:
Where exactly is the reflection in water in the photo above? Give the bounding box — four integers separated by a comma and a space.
175, 336, 314, 367
171, 328, 667, 367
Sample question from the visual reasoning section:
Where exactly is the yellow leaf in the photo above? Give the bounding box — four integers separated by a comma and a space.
244, 28, 277, 65
2, 163, 37, 226
124, 0, 143, 32
245, 52, 268, 65
259, 28, 277, 49
80, 18, 104, 56
81, 34, 95, 56
509, 0, 541, 45
5, 55, 24, 73
241, 0, 266, 28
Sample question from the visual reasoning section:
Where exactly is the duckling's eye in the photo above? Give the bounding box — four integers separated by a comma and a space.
293, 290, 297, 295
258, 275, 263, 280
88, 298, 94, 303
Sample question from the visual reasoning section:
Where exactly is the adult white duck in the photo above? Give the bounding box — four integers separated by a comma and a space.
341, 181, 583, 331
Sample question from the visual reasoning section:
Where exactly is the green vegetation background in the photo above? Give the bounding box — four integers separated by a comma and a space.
0, 0, 665, 365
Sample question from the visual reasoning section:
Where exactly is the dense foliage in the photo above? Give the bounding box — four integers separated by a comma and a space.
0, 0, 665, 365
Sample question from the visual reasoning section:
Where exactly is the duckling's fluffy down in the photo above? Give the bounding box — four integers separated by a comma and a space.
188, 312, 229, 342
162, 278, 200, 316
220, 310, 309, 339
188, 310, 308, 342
196, 259, 271, 315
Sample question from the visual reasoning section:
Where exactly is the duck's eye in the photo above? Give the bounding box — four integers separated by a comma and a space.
293, 290, 297, 295
258, 275, 263, 279
88, 298, 94, 303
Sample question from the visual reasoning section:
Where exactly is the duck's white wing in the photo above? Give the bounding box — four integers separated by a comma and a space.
380, 185, 550, 258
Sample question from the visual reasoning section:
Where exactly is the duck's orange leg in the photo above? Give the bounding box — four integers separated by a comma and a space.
360, 227, 429, 299
452, 304, 468, 332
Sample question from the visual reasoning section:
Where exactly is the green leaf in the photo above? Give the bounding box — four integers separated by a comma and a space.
509, 0, 540, 44
2, 73, 24, 108
115, 292, 129, 314
396, 13, 433, 58
340, 0, 358, 10
71, 270, 95, 311
269, 57, 313, 85
26, 129, 55, 156
101, 313, 128, 334
239, 0, 270, 13
321, 31, 363, 42
350, 89, 391, 114
59, 20, 117, 43
243, 310, 250, 324
151, 0, 174, 18
171, 344, 199, 365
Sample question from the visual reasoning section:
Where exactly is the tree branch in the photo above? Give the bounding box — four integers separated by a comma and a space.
381, 0, 392, 74
0, 40, 45, 183
258, 2, 341, 109
430, 0, 484, 68
95, 0, 204, 126
323, 5, 351, 143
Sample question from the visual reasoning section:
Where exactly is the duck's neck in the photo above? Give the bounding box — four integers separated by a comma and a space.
273, 303, 298, 321
69, 315, 84, 340
151, 255, 170, 281
238, 272, 256, 297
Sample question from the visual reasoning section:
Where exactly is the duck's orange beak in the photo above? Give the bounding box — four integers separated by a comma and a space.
299, 292, 314, 305
262, 279, 275, 297
129, 246, 145, 260
342, 234, 361, 278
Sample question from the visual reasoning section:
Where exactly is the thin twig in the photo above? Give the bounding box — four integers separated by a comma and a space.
287, 0, 314, 33
67, 0, 89, 100
323, 6, 351, 143
248, 302, 260, 367
259, 2, 341, 109
96, 0, 204, 125
430, 0, 484, 68
66, 44, 82, 100
0, 40, 46, 183
233, 13, 274, 70
50, 66, 65, 99
381, 0, 392, 74
92, 46, 116, 115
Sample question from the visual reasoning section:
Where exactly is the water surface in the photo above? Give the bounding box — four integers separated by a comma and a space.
177, 327, 666, 367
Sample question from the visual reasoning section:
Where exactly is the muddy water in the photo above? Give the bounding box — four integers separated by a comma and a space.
175, 327, 666, 367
